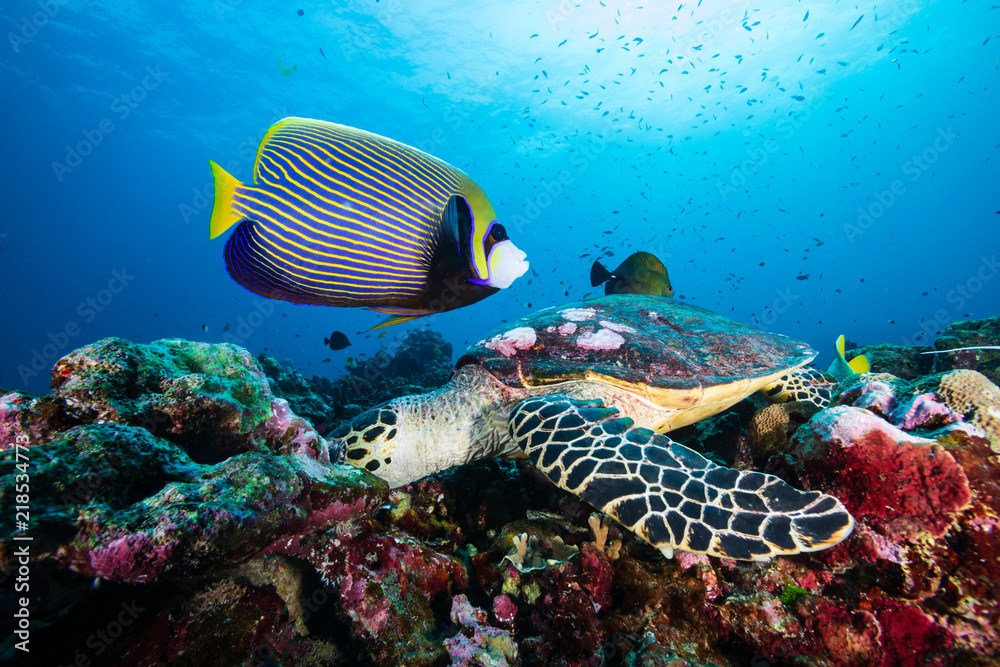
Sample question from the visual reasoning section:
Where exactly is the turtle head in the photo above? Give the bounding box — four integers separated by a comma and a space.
329, 403, 407, 485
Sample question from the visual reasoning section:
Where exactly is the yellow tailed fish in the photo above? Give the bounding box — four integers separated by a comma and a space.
827, 334, 870, 382
208, 117, 528, 328
590, 251, 673, 297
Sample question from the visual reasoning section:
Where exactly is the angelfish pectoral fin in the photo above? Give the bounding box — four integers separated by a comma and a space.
507, 395, 854, 561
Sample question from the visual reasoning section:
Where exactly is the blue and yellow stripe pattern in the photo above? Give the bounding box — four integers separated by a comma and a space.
208, 117, 500, 318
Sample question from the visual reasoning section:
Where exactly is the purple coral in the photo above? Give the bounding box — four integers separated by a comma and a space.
445, 595, 518, 667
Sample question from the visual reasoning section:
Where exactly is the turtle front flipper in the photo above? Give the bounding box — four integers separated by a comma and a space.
760, 367, 836, 409
508, 396, 854, 561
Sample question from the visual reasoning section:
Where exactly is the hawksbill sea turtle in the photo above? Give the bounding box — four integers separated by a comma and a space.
329, 295, 854, 561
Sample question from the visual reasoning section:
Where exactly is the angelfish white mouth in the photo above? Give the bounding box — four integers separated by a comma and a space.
484, 240, 529, 289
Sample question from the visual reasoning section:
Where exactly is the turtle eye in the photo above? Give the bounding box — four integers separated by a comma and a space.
489, 224, 508, 242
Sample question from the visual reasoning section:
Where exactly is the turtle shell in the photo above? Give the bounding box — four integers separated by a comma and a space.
458, 295, 815, 404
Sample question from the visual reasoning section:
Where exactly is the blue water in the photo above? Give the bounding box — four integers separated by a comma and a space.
2, 0, 998, 395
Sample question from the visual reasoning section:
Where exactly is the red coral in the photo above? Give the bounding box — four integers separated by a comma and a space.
799, 598, 883, 665
874, 599, 953, 666
796, 407, 971, 542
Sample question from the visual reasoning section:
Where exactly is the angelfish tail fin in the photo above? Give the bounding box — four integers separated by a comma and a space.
209, 160, 245, 239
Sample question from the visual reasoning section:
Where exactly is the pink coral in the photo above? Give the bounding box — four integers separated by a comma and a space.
559, 307, 596, 321
446, 595, 518, 666
493, 594, 517, 624
558, 322, 577, 335
598, 319, 637, 333
483, 327, 537, 357
0, 392, 34, 450
839, 379, 898, 416
577, 328, 626, 350
891, 393, 961, 431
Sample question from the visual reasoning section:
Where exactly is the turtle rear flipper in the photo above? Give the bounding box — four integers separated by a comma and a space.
508, 396, 854, 561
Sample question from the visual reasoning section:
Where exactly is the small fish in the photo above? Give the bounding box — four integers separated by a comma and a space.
324, 331, 351, 350
209, 118, 529, 329
590, 251, 673, 297
275, 54, 297, 76
201, 324, 208, 332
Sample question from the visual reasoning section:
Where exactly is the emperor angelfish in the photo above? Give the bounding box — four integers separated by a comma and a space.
208, 117, 529, 328
591, 251, 673, 297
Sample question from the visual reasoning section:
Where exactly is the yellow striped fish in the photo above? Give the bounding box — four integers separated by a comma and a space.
208, 117, 528, 327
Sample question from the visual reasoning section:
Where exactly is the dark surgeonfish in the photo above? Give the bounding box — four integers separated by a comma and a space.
324, 331, 350, 351
208, 117, 529, 328
591, 251, 673, 297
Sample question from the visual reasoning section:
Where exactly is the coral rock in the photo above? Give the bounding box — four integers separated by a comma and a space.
936, 370, 1000, 452
48, 337, 329, 462
0, 391, 37, 449
258, 353, 338, 434
0, 422, 387, 582
793, 406, 972, 542
931, 316, 1000, 384
748, 400, 820, 458
446, 594, 519, 667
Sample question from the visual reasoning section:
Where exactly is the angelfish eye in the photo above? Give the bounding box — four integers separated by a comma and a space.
488, 224, 508, 242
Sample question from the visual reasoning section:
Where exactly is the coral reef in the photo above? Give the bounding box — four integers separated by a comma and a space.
259, 328, 456, 426
257, 353, 339, 434
2, 325, 999, 666
445, 595, 519, 666
748, 400, 821, 459
856, 314, 1000, 383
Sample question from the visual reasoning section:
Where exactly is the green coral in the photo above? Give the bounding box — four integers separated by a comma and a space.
779, 584, 810, 607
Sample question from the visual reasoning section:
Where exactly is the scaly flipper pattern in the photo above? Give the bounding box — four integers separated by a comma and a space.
508, 396, 854, 561
760, 366, 836, 409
